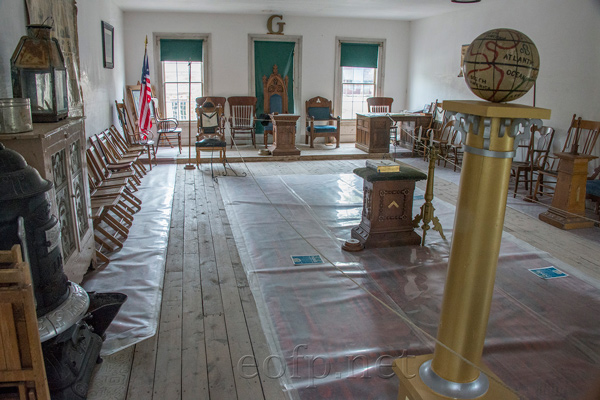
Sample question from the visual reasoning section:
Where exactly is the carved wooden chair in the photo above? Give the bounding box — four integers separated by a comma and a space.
367, 97, 397, 143
262, 64, 289, 148
305, 96, 340, 148
227, 96, 257, 148
532, 115, 600, 200
510, 125, 554, 197
151, 99, 182, 154
195, 98, 226, 170
196, 96, 227, 137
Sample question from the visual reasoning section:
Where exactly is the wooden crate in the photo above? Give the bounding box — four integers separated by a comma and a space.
0, 245, 50, 400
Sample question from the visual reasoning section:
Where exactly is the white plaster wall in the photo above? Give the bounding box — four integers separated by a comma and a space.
407, 0, 600, 159
0, 2, 28, 97
77, 0, 125, 139
122, 11, 410, 141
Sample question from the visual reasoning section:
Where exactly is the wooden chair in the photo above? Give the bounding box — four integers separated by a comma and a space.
413, 100, 443, 157
430, 117, 457, 164
151, 99, 182, 154
115, 100, 156, 170
227, 96, 257, 148
510, 125, 555, 197
0, 245, 51, 400
86, 141, 141, 188
94, 131, 146, 179
305, 96, 340, 148
196, 96, 227, 138
446, 128, 464, 172
195, 98, 226, 170
367, 97, 397, 143
532, 115, 600, 200
262, 64, 289, 148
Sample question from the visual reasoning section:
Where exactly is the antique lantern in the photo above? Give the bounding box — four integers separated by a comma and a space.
10, 24, 68, 122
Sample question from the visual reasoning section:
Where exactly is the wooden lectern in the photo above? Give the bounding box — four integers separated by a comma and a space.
268, 114, 300, 156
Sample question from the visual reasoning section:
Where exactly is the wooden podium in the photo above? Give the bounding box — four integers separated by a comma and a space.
268, 114, 300, 156
351, 167, 427, 248
539, 152, 597, 229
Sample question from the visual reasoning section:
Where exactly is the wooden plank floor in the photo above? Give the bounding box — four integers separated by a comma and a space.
87, 158, 600, 400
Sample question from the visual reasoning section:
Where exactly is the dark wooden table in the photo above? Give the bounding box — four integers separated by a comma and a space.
355, 112, 432, 153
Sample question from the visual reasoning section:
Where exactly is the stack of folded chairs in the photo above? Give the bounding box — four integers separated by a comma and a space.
86, 126, 147, 265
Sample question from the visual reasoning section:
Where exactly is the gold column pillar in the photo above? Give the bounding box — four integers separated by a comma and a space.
393, 100, 550, 400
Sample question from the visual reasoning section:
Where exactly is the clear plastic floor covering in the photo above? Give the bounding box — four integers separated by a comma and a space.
220, 173, 600, 400
83, 164, 176, 355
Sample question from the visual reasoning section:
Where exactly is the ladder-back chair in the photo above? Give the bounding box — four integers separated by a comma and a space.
227, 96, 257, 148
532, 115, 600, 200
367, 97, 397, 143
510, 125, 555, 197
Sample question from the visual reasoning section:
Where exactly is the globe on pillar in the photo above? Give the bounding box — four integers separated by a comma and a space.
392, 28, 551, 400
463, 28, 540, 103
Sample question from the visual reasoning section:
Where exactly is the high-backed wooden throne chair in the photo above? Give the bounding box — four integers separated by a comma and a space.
262, 64, 289, 148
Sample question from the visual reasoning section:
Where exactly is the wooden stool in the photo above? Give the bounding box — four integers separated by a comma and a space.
0, 245, 51, 400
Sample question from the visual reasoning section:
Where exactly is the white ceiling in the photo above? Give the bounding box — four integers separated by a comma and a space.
112, 0, 491, 21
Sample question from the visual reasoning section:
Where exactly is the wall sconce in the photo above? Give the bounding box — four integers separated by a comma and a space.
11, 24, 68, 122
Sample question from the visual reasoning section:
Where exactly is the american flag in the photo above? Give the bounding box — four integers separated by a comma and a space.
138, 46, 152, 141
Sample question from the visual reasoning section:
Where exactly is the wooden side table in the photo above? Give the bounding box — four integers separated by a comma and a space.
351, 167, 427, 248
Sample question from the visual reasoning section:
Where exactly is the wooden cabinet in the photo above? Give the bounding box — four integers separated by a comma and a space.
0, 118, 94, 283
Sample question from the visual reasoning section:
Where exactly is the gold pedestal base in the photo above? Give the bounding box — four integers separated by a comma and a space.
539, 209, 594, 230
392, 355, 518, 400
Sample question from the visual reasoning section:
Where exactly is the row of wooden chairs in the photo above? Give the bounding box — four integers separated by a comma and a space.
195, 95, 341, 150
115, 100, 157, 168
86, 127, 147, 264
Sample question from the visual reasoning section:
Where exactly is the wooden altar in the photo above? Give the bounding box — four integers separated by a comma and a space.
268, 114, 300, 156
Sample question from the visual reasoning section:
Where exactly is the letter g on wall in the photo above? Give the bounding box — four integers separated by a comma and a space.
267, 15, 285, 35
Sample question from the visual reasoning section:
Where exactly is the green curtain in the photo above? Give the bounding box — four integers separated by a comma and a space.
340, 42, 379, 68
160, 39, 203, 61
254, 41, 295, 133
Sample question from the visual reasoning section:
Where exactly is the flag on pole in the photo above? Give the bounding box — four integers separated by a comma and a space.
138, 40, 152, 141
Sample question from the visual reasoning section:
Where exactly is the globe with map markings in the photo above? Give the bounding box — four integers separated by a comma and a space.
462, 28, 540, 103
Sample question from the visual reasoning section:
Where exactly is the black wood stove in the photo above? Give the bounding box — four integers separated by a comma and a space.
0, 143, 126, 399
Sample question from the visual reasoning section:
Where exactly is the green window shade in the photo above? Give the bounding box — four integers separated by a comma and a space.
160, 39, 203, 61
340, 43, 379, 68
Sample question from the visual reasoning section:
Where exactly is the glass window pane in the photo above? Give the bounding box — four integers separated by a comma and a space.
162, 59, 204, 121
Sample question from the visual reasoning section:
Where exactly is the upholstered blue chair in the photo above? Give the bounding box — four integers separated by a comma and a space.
262, 65, 288, 148
305, 96, 340, 148
587, 167, 600, 219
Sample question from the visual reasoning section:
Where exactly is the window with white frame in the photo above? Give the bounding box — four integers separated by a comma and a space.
335, 40, 384, 120
341, 66, 376, 119
158, 38, 205, 121
162, 61, 203, 121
